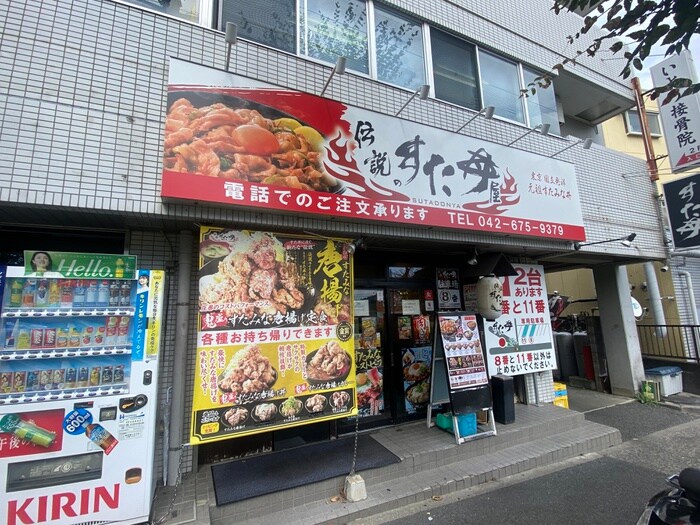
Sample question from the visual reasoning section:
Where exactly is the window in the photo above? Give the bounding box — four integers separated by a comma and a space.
625, 110, 662, 137
430, 29, 480, 110
523, 67, 561, 136
479, 51, 524, 124
221, 0, 296, 53
302, 0, 369, 74
374, 6, 425, 90
121, 0, 202, 23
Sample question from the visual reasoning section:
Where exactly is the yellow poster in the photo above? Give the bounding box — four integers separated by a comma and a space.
191, 228, 355, 444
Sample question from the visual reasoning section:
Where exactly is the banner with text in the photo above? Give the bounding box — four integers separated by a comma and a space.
163, 59, 585, 241
483, 264, 557, 376
191, 228, 356, 444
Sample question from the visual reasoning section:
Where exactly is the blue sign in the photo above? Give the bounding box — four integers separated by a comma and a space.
63, 408, 93, 435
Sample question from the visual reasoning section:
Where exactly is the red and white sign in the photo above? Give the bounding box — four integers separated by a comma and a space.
163, 59, 586, 241
483, 264, 557, 376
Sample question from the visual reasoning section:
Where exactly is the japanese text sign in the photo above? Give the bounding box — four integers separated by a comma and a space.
483, 264, 557, 376
663, 172, 700, 249
190, 228, 356, 444
163, 59, 585, 241
651, 51, 700, 173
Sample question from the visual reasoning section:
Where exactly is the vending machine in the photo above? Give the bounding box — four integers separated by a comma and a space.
0, 252, 165, 525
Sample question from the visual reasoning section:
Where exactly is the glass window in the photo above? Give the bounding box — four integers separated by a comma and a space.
430, 29, 480, 110
121, 0, 202, 23
626, 110, 662, 136
301, 0, 368, 74
374, 7, 425, 90
523, 68, 561, 135
479, 51, 524, 124
221, 0, 296, 53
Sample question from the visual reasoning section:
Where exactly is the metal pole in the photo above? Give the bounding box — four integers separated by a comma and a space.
167, 230, 193, 485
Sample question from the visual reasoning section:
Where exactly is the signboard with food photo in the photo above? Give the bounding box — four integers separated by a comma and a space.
402, 346, 433, 414
162, 59, 586, 242
191, 228, 356, 444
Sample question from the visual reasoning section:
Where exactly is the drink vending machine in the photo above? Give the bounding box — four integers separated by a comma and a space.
0, 253, 165, 525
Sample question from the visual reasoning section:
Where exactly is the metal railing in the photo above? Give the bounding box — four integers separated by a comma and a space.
637, 324, 700, 363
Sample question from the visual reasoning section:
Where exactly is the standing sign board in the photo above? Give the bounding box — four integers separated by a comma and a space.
663, 173, 700, 250
429, 313, 496, 444
483, 264, 557, 376
650, 50, 700, 173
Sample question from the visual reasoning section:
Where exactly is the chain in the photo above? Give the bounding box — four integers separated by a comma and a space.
150, 444, 188, 525
349, 413, 360, 476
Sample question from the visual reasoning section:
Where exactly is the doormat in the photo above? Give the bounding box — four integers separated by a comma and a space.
211, 434, 400, 506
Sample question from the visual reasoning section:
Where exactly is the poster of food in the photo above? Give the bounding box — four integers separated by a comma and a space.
163, 59, 586, 242
402, 346, 432, 414
398, 316, 412, 340
482, 264, 557, 376
438, 314, 489, 390
355, 351, 383, 417
412, 315, 431, 345
191, 228, 356, 444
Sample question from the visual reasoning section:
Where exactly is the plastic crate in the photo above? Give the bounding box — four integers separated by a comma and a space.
457, 413, 477, 436
644, 366, 683, 397
553, 396, 569, 409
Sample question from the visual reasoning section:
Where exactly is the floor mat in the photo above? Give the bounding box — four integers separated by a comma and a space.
211, 434, 400, 506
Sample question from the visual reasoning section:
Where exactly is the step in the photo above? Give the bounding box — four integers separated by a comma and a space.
222, 421, 620, 525
206, 405, 619, 525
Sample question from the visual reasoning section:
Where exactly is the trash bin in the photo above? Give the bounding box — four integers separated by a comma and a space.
555, 332, 578, 379
573, 332, 589, 379
491, 374, 515, 424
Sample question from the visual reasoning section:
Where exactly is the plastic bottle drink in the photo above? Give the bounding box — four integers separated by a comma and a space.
47, 280, 60, 307
85, 280, 98, 306
60, 280, 74, 308
97, 281, 110, 307
34, 279, 49, 307
73, 280, 86, 307
9, 279, 23, 307
0, 414, 56, 448
84, 423, 118, 454
22, 280, 36, 308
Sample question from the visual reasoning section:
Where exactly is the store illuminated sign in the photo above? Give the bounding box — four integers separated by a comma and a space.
162, 59, 586, 241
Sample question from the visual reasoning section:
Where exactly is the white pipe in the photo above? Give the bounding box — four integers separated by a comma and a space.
678, 271, 700, 325
643, 262, 667, 337
167, 230, 193, 485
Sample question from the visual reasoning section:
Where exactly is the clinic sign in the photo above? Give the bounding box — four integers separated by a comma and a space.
650, 51, 700, 173
162, 59, 586, 241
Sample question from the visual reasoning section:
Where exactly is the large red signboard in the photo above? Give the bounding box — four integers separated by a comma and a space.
163, 60, 586, 241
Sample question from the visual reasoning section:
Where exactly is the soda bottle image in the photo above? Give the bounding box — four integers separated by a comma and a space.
84, 423, 118, 454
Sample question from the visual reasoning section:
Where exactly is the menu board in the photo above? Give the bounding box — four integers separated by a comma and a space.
436, 312, 491, 414
191, 228, 356, 444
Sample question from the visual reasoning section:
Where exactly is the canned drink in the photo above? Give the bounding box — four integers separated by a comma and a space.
38, 369, 52, 391
52, 369, 65, 389
26, 370, 39, 392
101, 366, 113, 385
12, 371, 26, 392
56, 328, 69, 348
68, 328, 81, 348
113, 365, 125, 384
64, 367, 76, 389
42, 328, 57, 348
30, 329, 44, 349
77, 367, 89, 388
0, 372, 13, 393
89, 367, 101, 387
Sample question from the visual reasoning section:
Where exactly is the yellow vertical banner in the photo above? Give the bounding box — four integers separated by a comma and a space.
191, 228, 355, 444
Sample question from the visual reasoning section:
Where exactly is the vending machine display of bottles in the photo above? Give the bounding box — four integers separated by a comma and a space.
0, 255, 165, 525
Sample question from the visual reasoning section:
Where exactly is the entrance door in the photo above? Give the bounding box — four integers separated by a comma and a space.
386, 288, 436, 423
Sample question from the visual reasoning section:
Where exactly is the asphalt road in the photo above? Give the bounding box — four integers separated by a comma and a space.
352, 401, 700, 525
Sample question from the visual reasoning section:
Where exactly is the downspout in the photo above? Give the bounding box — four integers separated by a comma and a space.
643, 262, 666, 336
678, 270, 700, 325
167, 230, 193, 485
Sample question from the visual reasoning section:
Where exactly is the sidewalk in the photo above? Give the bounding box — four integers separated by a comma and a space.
151, 386, 643, 525
148, 387, 700, 525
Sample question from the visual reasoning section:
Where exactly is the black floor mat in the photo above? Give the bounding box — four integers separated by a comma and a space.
211, 434, 400, 506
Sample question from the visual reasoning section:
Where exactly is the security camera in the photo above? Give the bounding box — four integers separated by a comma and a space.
660, 265, 669, 273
